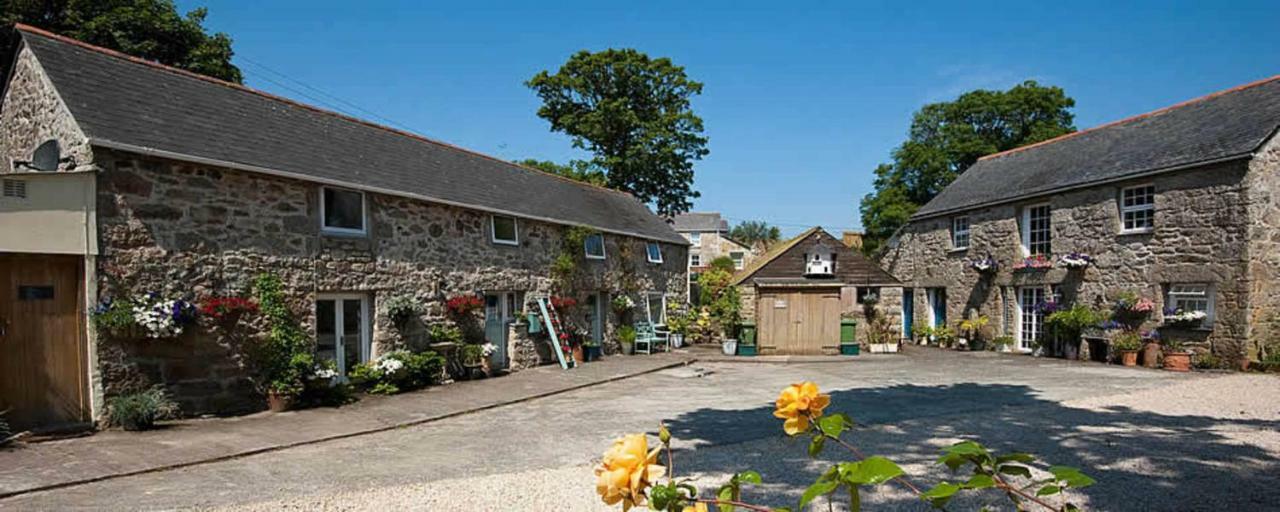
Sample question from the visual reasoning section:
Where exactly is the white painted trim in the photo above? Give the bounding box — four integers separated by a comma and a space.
319, 186, 368, 236
315, 293, 372, 372
1118, 183, 1156, 234
88, 138, 689, 246
1020, 203, 1051, 257
646, 242, 664, 264
951, 215, 970, 250
490, 214, 519, 246
584, 232, 607, 260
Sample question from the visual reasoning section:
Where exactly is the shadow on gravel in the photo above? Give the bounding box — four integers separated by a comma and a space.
664, 383, 1280, 511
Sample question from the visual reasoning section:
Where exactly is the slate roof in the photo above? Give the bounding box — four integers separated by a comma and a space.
732, 227, 899, 287
670, 212, 728, 232
913, 75, 1280, 219
11, 25, 687, 244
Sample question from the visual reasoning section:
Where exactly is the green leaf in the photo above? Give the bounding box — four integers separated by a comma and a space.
946, 441, 989, 457
1049, 466, 1096, 489
808, 435, 826, 458
937, 453, 968, 471
921, 482, 961, 508
799, 478, 840, 509
840, 456, 905, 486
1037, 484, 1062, 496
997, 464, 1032, 478
649, 484, 678, 510
816, 414, 851, 438
963, 474, 995, 489
737, 471, 762, 485
996, 453, 1035, 465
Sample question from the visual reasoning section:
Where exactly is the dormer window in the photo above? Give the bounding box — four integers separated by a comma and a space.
804, 244, 835, 276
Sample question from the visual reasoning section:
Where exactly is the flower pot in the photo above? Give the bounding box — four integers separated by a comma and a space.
266, 391, 295, 413
869, 343, 898, 353
1163, 351, 1192, 372
572, 345, 586, 363
1141, 342, 1161, 368
737, 344, 757, 356
585, 345, 602, 361
670, 333, 684, 349
1118, 350, 1139, 367
620, 341, 634, 355
1237, 357, 1251, 372
840, 344, 861, 356
722, 339, 738, 356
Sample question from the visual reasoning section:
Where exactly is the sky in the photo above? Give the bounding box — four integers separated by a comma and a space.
182, 0, 1279, 236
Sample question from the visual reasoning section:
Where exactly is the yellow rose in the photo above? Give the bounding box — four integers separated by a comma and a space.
595, 433, 667, 510
682, 503, 709, 512
773, 381, 831, 435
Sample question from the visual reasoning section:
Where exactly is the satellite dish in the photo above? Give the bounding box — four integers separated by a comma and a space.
31, 140, 60, 171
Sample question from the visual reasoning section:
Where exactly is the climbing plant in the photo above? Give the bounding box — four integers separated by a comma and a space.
248, 273, 314, 398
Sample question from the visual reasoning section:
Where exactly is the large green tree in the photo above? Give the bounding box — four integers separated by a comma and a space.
1, 0, 241, 82
859, 80, 1076, 254
526, 49, 708, 216
515, 158, 607, 187
729, 220, 781, 249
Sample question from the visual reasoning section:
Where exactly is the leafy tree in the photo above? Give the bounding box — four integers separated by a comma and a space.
707, 255, 737, 274
729, 220, 781, 249
515, 158, 607, 187
1, 0, 242, 82
526, 49, 708, 216
859, 81, 1075, 254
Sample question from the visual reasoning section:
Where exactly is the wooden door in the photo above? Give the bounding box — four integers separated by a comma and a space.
757, 289, 841, 355
0, 253, 89, 431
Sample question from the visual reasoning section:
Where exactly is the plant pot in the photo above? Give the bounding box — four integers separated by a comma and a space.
840, 344, 861, 356
722, 339, 738, 356
572, 345, 586, 363
968, 339, 986, 352
869, 343, 898, 353
266, 391, 296, 413
670, 333, 684, 349
585, 345, 602, 361
1118, 350, 1139, 367
464, 364, 485, 380
737, 344, 757, 356
1163, 351, 1191, 372
620, 341, 633, 355
1237, 357, 1251, 372
1141, 342, 1161, 368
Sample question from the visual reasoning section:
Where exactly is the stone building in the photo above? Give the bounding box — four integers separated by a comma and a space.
735, 228, 901, 354
0, 25, 687, 430
670, 212, 758, 272
880, 75, 1280, 362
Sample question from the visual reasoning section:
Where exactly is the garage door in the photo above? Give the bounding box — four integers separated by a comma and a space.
757, 289, 841, 355
0, 253, 90, 431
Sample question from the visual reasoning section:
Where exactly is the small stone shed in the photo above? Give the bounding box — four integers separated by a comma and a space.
734, 228, 901, 354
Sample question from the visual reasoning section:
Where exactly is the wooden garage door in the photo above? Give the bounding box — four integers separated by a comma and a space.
757, 289, 841, 355
0, 253, 89, 431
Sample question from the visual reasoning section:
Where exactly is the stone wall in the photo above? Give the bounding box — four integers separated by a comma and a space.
689, 231, 756, 270
0, 45, 93, 173
1245, 133, 1280, 361
881, 160, 1255, 358
93, 148, 687, 415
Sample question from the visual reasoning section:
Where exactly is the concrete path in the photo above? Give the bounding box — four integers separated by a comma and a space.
0, 352, 691, 499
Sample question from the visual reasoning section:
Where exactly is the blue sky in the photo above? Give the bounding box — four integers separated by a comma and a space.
184, 0, 1279, 236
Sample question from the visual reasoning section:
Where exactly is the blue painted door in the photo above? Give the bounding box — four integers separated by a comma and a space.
902, 288, 914, 339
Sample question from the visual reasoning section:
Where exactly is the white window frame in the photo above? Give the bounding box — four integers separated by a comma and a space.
584, 233, 606, 260
315, 293, 372, 375
1021, 204, 1051, 257
645, 242, 664, 264
644, 292, 667, 325
1167, 283, 1215, 327
730, 251, 745, 270
951, 216, 970, 251
320, 186, 368, 236
689, 253, 701, 267
688, 232, 702, 247
1119, 184, 1156, 234
1015, 287, 1045, 352
490, 215, 519, 245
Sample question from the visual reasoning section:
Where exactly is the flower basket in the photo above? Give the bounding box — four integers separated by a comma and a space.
1012, 255, 1053, 271
968, 256, 998, 274
1058, 252, 1094, 270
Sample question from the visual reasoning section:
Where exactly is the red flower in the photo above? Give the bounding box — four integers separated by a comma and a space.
446, 295, 483, 316
198, 296, 258, 320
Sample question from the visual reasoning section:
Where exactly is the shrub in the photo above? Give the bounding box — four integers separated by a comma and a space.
617, 325, 637, 344
991, 336, 1016, 350
1046, 304, 1105, 341
301, 360, 356, 407
248, 273, 311, 398
91, 297, 139, 338
106, 387, 179, 431
383, 294, 421, 326
1193, 352, 1224, 370
349, 350, 445, 395
429, 324, 464, 343
460, 344, 485, 366
1111, 331, 1142, 351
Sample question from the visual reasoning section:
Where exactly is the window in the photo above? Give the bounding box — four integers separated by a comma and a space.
321, 187, 366, 234
1021, 204, 1051, 256
690, 253, 702, 267
688, 232, 701, 247
646, 242, 664, 263
584, 233, 606, 259
951, 216, 970, 250
316, 294, 370, 375
491, 215, 518, 245
1017, 287, 1045, 351
1120, 185, 1155, 233
730, 251, 745, 270
1168, 284, 1214, 327
645, 293, 666, 324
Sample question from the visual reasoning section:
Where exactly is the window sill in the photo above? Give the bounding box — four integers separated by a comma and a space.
1118, 228, 1154, 236
492, 239, 519, 246
321, 228, 368, 238
948, 247, 969, 254
585, 255, 607, 261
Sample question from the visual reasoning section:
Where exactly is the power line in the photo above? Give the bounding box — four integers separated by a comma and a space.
237, 56, 421, 134
721, 215, 863, 232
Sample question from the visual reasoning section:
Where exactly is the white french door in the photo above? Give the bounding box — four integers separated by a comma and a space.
316, 294, 371, 374
1016, 287, 1045, 352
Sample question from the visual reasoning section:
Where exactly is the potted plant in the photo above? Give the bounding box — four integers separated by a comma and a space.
866, 310, 898, 353
665, 302, 689, 348
958, 315, 990, 351
1111, 330, 1142, 366
570, 330, 587, 363
1163, 307, 1207, 329
460, 343, 486, 379
1012, 254, 1053, 271
583, 338, 603, 361
617, 325, 636, 355
105, 386, 179, 431
1162, 338, 1192, 372
1141, 330, 1162, 368
992, 336, 1016, 353
969, 255, 998, 275
722, 338, 738, 356
1058, 252, 1094, 270
1045, 304, 1103, 360
383, 294, 421, 327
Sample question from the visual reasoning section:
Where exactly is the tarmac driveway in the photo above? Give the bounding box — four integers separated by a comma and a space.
3, 347, 1277, 511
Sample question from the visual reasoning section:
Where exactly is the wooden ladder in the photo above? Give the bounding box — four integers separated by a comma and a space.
535, 296, 574, 369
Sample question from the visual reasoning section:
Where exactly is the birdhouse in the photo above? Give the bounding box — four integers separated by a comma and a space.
804, 244, 835, 276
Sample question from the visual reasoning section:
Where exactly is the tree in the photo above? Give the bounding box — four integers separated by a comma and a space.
729, 220, 781, 250
859, 81, 1075, 254
514, 158, 607, 187
526, 49, 708, 216
2, 0, 242, 82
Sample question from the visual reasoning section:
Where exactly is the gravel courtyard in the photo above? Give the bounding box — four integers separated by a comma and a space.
4, 348, 1277, 511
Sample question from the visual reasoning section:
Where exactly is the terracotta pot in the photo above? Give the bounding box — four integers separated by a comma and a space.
1141, 342, 1161, 368
1163, 351, 1192, 372
266, 391, 295, 413
572, 345, 585, 363
1237, 357, 1251, 372
1119, 350, 1139, 367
